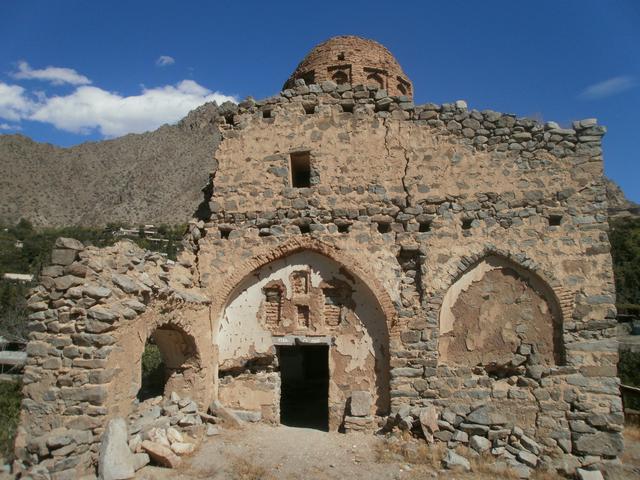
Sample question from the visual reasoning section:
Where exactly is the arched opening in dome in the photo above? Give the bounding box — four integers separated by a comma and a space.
332, 70, 349, 85
366, 72, 384, 90
397, 83, 407, 95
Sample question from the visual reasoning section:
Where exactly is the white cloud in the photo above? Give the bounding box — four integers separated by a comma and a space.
29, 80, 236, 137
0, 123, 21, 131
0, 82, 34, 121
156, 55, 175, 67
12, 61, 91, 86
580, 75, 636, 100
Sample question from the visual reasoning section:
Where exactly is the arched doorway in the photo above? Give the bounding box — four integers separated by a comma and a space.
105, 307, 213, 418
215, 250, 391, 431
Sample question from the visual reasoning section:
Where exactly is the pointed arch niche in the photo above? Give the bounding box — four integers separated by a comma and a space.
438, 255, 564, 368
215, 250, 391, 430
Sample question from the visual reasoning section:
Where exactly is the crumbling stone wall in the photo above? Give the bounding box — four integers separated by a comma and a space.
16, 239, 213, 478
16, 76, 621, 478
192, 80, 620, 472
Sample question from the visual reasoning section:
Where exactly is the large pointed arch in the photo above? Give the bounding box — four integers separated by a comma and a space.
210, 237, 398, 333
211, 237, 395, 429
436, 251, 567, 367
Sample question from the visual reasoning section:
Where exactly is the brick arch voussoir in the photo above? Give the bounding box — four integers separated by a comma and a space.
212, 236, 398, 330
428, 246, 574, 325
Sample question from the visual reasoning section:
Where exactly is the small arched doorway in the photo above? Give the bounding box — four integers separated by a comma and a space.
105, 307, 213, 418
215, 250, 391, 431
136, 325, 199, 401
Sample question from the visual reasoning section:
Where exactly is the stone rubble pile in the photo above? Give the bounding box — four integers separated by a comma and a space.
99, 392, 221, 478
391, 404, 609, 479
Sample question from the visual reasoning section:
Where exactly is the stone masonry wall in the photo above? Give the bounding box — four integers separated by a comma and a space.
16, 79, 621, 478
193, 80, 621, 473
15, 239, 213, 479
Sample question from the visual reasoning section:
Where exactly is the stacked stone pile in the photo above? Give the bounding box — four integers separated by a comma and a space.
343, 391, 377, 433
125, 392, 219, 470
391, 402, 615, 479
98, 392, 220, 479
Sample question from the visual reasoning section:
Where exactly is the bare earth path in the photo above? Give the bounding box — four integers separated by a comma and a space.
134, 423, 640, 480
136, 424, 439, 480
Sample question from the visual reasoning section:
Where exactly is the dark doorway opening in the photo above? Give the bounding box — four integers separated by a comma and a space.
137, 339, 165, 402
277, 345, 329, 431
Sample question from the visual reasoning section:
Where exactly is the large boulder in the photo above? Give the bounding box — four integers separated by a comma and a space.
141, 440, 182, 468
350, 391, 372, 417
98, 417, 135, 480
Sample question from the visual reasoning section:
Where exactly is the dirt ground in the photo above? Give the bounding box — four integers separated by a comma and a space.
135, 423, 640, 480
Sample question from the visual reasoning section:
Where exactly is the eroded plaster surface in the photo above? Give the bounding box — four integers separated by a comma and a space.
218, 250, 390, 428
439, 256, 563, 365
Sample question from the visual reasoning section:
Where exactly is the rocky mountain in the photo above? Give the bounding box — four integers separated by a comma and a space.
606, 178, 640, 219
0, 101, 637, 227
0, 103, 222, 227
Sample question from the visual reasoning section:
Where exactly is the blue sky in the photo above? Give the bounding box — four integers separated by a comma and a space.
1, 0, 639, 201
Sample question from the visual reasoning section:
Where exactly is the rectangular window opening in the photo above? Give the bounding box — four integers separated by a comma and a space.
377, 222, 391, 234
290, 152, 311, 188
296, 305, 310, 328
549, 215, 563, 226
299, 223, 311, 234
337, 223, 350, 234
419, 221, 431, 232
303, 103, 316, 115
341, 103, 354, 113
462, 218, 473, 230
219, 227, 232, 239
262, 109, 272, 119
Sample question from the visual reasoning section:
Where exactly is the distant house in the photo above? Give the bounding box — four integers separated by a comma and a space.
3, 273, 33, 282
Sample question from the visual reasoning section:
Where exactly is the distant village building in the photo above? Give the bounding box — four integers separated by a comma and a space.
2, 273, 33, 282
15, 36, 622, 478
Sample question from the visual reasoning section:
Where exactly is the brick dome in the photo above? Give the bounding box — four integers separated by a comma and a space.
284, 35, 413, 99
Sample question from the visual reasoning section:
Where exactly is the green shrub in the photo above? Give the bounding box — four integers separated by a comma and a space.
0, 381, 22, 461
610, 217, 640, 309
619, 350, 640, 410
138, 342, 165, 401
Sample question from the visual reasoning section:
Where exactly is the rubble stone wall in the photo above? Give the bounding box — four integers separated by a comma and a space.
16, 81, 621, 477
193, 82, 620, 470
16, 240, 213, 478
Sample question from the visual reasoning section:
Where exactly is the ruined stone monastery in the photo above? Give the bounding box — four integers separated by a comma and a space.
16, 36, 622, 478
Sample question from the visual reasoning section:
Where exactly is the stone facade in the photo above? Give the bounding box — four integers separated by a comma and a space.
15, 36, 622, 478
284, 35, 413, 99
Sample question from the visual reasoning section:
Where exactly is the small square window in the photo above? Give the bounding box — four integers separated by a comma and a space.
299, 223, 311, 234
462, 218, 473, 230
377, 222, 391, 234
419, 221, 431, 232
338, 223, 350, 234
549, 215, 563, 226
219, 227, 232, 239
290, 152, 311, 188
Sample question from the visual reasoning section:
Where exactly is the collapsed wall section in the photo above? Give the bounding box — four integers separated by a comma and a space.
16, 239, 213, 478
